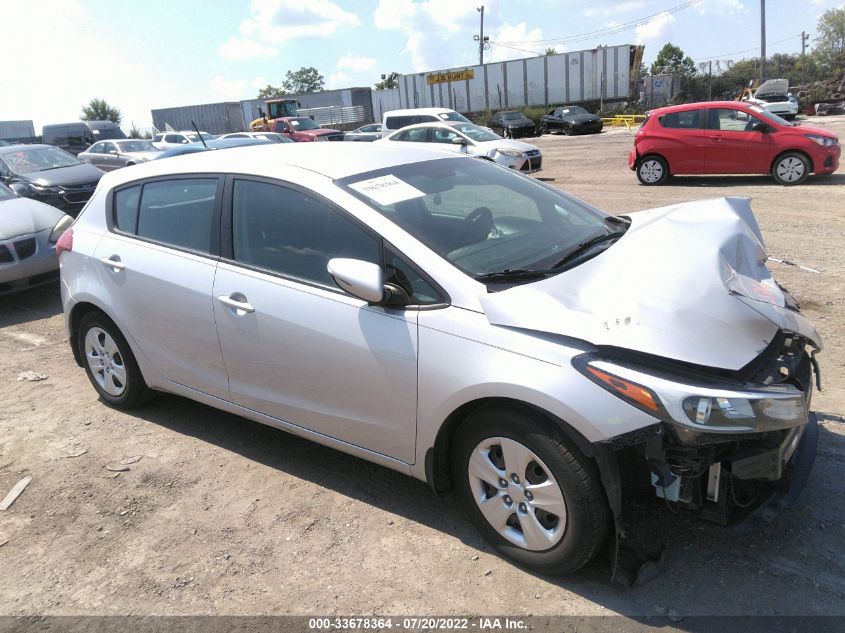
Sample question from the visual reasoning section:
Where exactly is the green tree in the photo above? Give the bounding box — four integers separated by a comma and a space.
374, 72, 400, 90
127, 122, 141, 139
544, 47, 557, 56
257, 84, 285, 99
281, 67, 325, 94
650, 43, 696, 77
81, 98, 122, 125
814, 7, 845, 75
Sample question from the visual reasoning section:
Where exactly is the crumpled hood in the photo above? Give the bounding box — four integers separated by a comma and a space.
480, 197, 821, 370
755, 78, 789, 98
0, 197, 66, 239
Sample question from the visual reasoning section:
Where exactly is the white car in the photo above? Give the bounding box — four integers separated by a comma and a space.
376, 122, 542, 173
381, 107, 475, 137
151, 131, 216, 150
742, 79, 799, 121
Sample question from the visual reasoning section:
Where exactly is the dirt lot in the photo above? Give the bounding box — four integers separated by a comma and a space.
1, 117, 844, 619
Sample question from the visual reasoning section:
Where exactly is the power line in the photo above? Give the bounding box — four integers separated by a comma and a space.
691, 33, 802, 62
495, 0, 703, 47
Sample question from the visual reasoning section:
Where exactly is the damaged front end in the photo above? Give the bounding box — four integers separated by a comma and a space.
575, 327, 819, 528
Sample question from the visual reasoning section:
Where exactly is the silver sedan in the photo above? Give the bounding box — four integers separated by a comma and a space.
78, 139, 161, 171
0, 182, 72, 293
59, 144, 820, 576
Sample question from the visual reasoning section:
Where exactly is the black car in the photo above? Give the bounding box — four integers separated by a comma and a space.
0, 144, 103, 216
488, 110, 537, 138
541, 106, 603, 135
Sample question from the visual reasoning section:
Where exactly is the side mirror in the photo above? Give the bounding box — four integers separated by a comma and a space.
752, 122, 773, 133
328, 258, 385, 303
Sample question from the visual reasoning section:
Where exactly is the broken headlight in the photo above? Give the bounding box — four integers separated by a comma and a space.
682, 394, 806, 428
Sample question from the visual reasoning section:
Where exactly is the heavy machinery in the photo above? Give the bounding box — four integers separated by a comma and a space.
249, 98, 300, 132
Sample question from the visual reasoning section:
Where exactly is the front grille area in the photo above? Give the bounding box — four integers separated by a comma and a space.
0, 244, 13, 264
13, 238, 36, 260
64, 191, 94, 204
521, 156, 542, 171
526, 149, 540, 157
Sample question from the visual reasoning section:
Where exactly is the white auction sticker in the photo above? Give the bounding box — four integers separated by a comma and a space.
347, 174, 426, 206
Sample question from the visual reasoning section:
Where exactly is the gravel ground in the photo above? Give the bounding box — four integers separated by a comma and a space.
1, 116, 843, 619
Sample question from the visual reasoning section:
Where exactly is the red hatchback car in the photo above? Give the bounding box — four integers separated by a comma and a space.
628, 101, 840, 186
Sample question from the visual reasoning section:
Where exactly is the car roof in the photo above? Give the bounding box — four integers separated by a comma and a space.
0, 143, 56, 154
648, 100, 751, 115
383, 108, 457, 116
99, 143, 461, 187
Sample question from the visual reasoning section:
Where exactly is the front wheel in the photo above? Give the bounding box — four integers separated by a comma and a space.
452, 407, 609, 575
772, 152, 810, 185
636, 155, 669, 185
78, 312, 153, 409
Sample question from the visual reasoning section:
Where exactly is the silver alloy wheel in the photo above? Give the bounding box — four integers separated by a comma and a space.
776, 156, 806, 182
84, 327, 127, 397
468, 436, 567, 551
638, 159, 664, 183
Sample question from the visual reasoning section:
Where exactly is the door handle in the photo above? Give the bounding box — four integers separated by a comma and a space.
217, 294, 255, 315
99, 256, 125, 272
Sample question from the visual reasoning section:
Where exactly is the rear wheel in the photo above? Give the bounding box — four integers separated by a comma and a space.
78, 312, 153, 409
452, 407, 609, 575
636, 155, 669, 185
772, 152, 810, 185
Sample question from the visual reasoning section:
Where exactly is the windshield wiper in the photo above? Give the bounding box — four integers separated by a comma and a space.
551, 229, 626, 269
474, 268, 560, 283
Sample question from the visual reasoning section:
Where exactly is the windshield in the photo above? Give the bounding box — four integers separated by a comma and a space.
338, 158, 613, 279
289, 117, 321, 130
93, 127, 126, 140
564, 106, 588, 115
0, 182, 15, 201
438, 112, 471, 123
254, 133, 292, 143
186, 133, 215, 142
449, 123, 501, 142
749, 105, 790, 127
0, 147, 80, 174
116, 140, 157, 152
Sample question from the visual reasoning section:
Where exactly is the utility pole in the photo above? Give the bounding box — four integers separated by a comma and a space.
708, 59, 713, 100
801, 31, 810, 86
760, 0, 766, 82
475, 5, 486, 66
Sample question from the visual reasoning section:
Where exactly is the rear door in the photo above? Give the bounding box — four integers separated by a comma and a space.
705, 107, 773, 174
212, 177, 419, 462
93, 176, 229, 399
654, 108, 706, 174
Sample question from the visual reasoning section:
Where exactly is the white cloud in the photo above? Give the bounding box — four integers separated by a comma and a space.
373, 1, 541, 71
218, 37, 278, 61
220, 0, 361, 59
327, 72, 352, 89
211, 75, 248, 97
635, 11, 675, 44
490, 22, 546, 60
337, 53, 377, 72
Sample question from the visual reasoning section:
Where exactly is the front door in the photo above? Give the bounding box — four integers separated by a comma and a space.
212, 178, 419, 462
705, 107, 773, 174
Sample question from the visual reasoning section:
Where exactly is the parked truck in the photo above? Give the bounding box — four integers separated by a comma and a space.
249, 98, 301, 132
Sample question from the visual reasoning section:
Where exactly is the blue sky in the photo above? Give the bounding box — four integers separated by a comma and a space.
4, 0, 843, 133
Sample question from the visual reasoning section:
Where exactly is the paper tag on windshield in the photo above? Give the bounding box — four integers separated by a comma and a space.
347, 175, 425, 206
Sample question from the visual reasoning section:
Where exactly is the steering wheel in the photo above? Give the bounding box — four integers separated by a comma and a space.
464, 206, 495, 239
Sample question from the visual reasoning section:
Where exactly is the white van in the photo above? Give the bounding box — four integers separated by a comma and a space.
381, 108, 472, 137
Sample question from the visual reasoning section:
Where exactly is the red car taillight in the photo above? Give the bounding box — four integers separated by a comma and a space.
56, 228, 74, 256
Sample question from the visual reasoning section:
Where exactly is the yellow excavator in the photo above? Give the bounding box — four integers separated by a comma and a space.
249, 98, 301, 132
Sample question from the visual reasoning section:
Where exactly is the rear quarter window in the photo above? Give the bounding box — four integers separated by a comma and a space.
658, 110, 702, 129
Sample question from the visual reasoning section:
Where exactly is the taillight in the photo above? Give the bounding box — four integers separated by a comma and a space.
56, 228, 74, 256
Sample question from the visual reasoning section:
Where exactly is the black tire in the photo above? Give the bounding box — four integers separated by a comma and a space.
564, 124, 575, 136
635, 154, 669, 185
77, 311, 154, 409
452, 406, 610, 575
503, 128, 511, 139
772, 151, 810, 186
541, 123, 549, 135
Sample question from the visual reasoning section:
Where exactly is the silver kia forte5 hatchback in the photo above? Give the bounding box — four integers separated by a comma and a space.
59, 143, 821, 577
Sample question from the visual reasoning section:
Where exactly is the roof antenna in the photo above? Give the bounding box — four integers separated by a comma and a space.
191, 120, 209, 150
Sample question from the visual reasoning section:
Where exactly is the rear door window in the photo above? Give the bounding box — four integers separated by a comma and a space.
659, 109, 703, 129
135, 178, 219, 253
